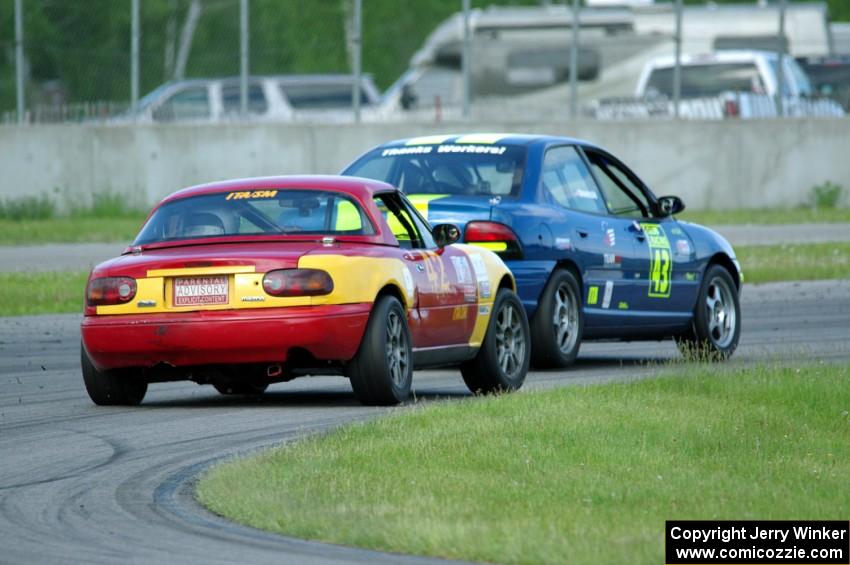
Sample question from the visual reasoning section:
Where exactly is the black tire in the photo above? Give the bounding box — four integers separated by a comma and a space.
677, 264, 741, 361
346, 295, 412, 406
213, 382, 269, 395
530, 269, 583, 369
461, 288, 530, 395
81, 344, 147, 406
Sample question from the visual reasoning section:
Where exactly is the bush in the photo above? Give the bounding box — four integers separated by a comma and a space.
0, 191, 147, 221
808, 181, 844, 209
0, 194, 56, 221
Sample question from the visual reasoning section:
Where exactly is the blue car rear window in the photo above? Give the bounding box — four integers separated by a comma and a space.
346, 144, 526, 197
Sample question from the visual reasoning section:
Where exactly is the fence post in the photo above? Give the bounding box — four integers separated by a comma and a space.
15, 0, 24, 124
131, 0, 140, 115
569, 0, 579, 119
462, 0, 471, 120
673, 0, 682, 119
240, 0, 249, 117
174, 0, 202, 80
775, 0, 786, 117
352, 0, 362, 123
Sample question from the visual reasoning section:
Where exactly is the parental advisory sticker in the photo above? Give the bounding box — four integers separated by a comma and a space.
666, 521, 849, 564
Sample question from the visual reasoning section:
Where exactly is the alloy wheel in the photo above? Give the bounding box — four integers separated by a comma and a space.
385, 310, 409, 386
496, 303, 526, 379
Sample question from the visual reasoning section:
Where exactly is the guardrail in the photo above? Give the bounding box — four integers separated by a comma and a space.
1, 118, 848, 211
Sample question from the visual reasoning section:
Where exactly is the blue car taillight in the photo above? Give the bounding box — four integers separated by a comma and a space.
464, 221, 523, 260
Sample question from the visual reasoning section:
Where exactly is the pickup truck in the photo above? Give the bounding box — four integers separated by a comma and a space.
590, 50, 844, 119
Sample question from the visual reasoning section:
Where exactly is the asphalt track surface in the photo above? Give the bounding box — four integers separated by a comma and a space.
1, 279, 849, 564
2, 223, 850, 272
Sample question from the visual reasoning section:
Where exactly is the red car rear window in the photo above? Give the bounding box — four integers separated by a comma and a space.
134, 189, 375, 245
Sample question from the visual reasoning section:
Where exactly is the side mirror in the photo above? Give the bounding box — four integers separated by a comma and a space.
432, 223, 461, 247
656, 195, 686, 217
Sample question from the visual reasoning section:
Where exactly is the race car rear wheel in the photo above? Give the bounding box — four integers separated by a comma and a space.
346, 295, 412, 406
81, 344, 147, 406
677, 264, 741, 360
531, 269, 583, 368
461, 288, 530, 394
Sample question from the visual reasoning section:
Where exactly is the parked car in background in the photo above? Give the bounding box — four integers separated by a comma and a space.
796, 55, 850, 111
590, 50, 843, 119
81, 175, 529, 406
343, 133, 743, 369
131, 75, 385, 123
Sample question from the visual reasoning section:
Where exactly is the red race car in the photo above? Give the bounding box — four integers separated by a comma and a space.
81, 176, 530, 406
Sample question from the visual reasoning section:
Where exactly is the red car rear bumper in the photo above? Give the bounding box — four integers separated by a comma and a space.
81, 303, 372, 371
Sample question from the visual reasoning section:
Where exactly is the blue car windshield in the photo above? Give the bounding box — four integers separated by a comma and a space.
346, 144, 527, 197
134, 189, 375, 245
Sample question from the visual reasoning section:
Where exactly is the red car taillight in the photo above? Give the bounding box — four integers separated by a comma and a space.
464, 221, 523, 260
86, 277, 137, 307
262, 269, 334, 297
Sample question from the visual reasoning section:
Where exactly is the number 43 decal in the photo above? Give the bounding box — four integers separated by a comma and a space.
640, 223, 672, 298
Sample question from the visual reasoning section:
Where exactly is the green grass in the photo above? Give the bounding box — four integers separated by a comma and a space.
737, 242, 850, 284
679, 207, 850, 226
0, 191, 147, 244
0, 271, 88, 316
68, 191, 148, 220
1, 195, 848, 245
2, 210, 849, 245
0, 242, 845, 316
0, 216, 145, 245
0, 194, 56, 220
196, 364, 850, 565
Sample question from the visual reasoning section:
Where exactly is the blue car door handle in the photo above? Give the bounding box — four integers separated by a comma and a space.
576, 228, 589, 238
629, 221, 646, 241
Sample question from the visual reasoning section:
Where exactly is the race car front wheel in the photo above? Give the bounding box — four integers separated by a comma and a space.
531, 268, 583, 369
677, 264, 741, 360
81, 344, 147, 406
347, 295, 412, 406
461, 288, 530, 394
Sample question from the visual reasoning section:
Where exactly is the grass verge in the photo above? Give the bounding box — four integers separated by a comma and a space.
0, 271, 88, 316
0, 242, 846, 316
196, 364, 850, 565
737, 242, 850, 284
679, 207, 850, 226
1, 207, 849, 246
0, 217, 145, 245
0, 191, 147, 244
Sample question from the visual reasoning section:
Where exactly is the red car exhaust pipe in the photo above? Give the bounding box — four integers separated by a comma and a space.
267, 364, 283, 378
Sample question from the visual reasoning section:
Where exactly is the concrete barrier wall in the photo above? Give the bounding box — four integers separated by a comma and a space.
0, 118, 848, 210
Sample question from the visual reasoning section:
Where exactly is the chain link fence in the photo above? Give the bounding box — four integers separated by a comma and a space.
1, 0, 848, 124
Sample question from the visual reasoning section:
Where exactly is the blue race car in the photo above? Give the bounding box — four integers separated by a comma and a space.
342, 133, 742, 368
